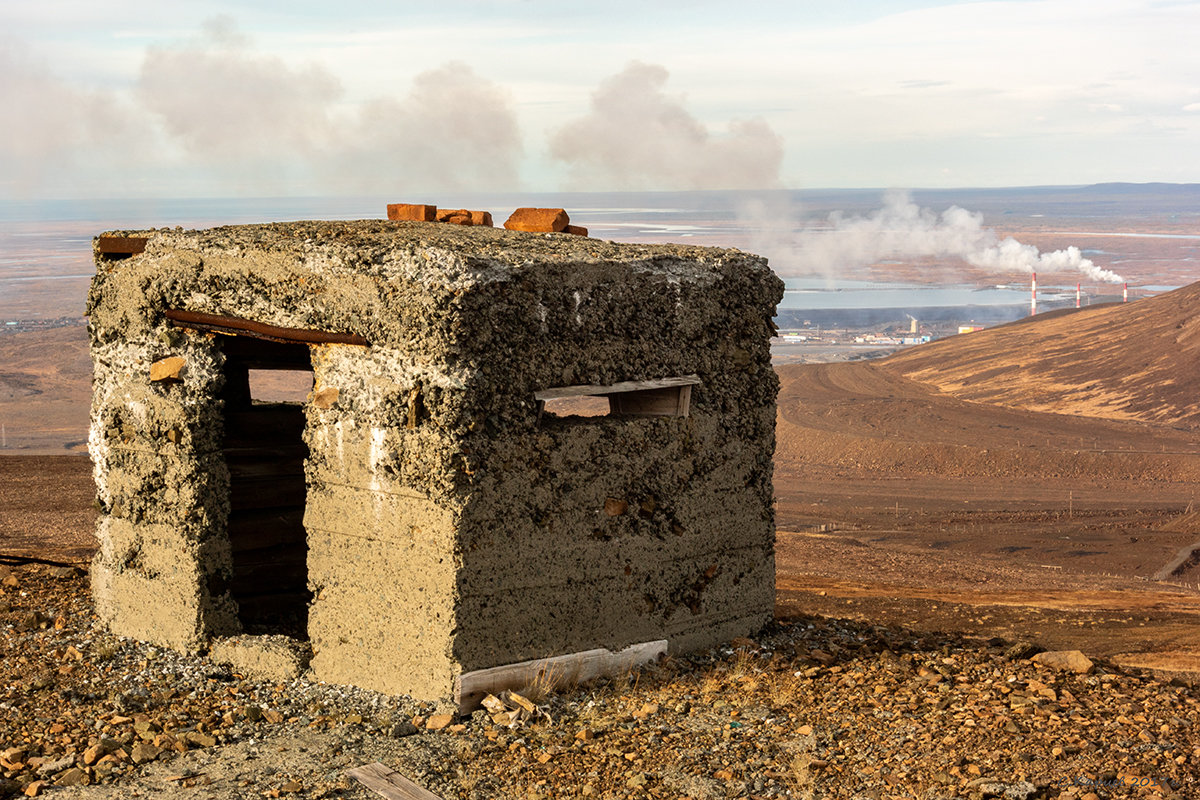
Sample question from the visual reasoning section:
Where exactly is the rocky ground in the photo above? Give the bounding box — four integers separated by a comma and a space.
1, 562, 1197, 800
7, 266, 1200, 797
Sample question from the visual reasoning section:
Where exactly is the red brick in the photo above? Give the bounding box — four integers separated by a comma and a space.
437, 209, 473, 225
564, 225, 588, 237
432, 209, 494, 227
386, 203, 437, 222
503, 208, 569, 233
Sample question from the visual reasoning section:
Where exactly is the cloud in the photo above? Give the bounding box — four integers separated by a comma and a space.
325, 62, 522, 194
137, 16, 342, 161
898, 79, 951, 90
134, 19, 521, 194
0, 41, 143, 195
548, 61, 782, 191
1, 18, 524, 198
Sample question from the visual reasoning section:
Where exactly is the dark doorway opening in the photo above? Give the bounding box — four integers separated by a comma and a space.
218, 335, 313, 639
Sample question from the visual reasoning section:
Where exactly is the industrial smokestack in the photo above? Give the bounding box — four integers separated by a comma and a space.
1124, 282, 1129, 303
1076, 282, 1081, 309
1031, 272, 1037, 316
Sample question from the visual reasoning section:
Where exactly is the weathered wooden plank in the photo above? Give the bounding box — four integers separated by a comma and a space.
533, 375, 700, 400
347, 763, 444, 800
228, 509, 306, 552
609, 385, 691, 417
96, 235, 147, 257
229, 477, 306, 511
223, 410, 304, 441
224, 444, 308, 461
225, 459, 305, 480
454, 640, 667, 713
165, 308, 369, 347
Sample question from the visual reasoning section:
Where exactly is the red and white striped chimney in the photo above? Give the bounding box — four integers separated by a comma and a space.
1076, 282, 1081, 309
1123, 282, 1128, 303
1031, 272, 1038, 316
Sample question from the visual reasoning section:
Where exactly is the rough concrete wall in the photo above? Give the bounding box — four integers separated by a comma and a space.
87, 324, 238, 651
88, 221, 781, 698
302, 345, 462, 698
449, 254, 781, 669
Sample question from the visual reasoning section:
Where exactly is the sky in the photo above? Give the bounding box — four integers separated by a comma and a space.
2, 0, 1199, 198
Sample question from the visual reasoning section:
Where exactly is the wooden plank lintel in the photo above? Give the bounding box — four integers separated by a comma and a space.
165, 309, 369, 347
97, 235, 148, 256
347, 763, 444, 800
534, 375, 700, 401
454, 639, 668, 713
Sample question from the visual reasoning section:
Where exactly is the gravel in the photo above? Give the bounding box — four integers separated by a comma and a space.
2, 563, 1198, 799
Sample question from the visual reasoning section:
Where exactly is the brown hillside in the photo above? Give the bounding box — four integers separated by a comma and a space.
884, 281, 1200, 427
0, 326, 92, 452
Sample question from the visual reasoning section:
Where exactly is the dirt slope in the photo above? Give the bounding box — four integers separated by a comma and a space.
0, 326, 91, 452
776, 360, 1200, 485
0, 456, 96, 564
884, 281, 1200, 427
772, 283, 1200, 675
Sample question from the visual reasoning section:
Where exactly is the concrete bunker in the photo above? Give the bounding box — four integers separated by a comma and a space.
87, 219, 783, 702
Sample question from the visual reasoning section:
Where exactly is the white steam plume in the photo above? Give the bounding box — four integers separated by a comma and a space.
0, 41, 146, 196
549, 61, 782, 191
764, 190, 1123, 284
2, 18, 522, 198
137, 17, 341, 161
137, 18, 522, 194
328, 62, 522, 193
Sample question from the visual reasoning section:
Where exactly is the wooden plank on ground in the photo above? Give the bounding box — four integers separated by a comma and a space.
347, 763, 443, 800
454, 639, 668, 713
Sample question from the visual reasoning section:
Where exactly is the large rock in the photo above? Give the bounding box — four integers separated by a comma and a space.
1031, 649, 1094, 674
